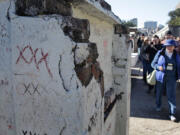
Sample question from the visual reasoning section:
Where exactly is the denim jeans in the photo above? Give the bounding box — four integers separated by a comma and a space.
156, 78, 176, 115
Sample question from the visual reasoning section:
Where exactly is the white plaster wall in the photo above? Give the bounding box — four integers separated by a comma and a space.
0, 1, 131, 135
112, 34, 131, 135
73, 7, 115, 135
0, 1, 16, 135
0, 1, 104, 135
104, 104, 116, 135
11, 16, 85, 135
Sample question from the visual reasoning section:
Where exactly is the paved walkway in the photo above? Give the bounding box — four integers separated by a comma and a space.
130, 62, 180, 135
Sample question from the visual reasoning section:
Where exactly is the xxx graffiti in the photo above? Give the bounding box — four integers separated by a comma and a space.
16, 45, 53, 78
22, 130, 40, 135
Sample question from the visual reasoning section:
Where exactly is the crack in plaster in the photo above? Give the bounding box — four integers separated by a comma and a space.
6, 0, 11, 21
58, 55, 69, 92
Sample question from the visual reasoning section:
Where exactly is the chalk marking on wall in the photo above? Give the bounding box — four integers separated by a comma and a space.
22, 130, 27, 135
0, 78, 9, 86
23, 83, 31, 95
107, 123, 112, 132
31, 83, 40, 95
0, 23, 8, 38
22, 130, 40, 135
14, 73, 25, 76
16, 45, 53, 78
16, 81, 59, 96
23, 83, 40, 96
103, 40, 108, 56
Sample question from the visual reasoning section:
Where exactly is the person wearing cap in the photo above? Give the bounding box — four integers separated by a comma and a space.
165, 31, 173, 40
161, 31, 174, 44
151, 39, 180, 122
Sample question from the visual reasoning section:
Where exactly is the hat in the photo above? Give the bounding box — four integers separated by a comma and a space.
163, 39, 176, 47
165, 30, 172, 35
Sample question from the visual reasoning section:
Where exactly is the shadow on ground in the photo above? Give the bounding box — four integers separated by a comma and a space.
131, 61, 180, 121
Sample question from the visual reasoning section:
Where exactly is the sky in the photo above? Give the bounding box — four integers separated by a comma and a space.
105, 0, 180, 28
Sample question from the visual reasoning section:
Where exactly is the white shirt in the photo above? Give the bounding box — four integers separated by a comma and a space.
165, 50, 173, 59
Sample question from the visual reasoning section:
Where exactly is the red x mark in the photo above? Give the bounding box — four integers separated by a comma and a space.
16, 45, 53, 78
16, 45, 34, 64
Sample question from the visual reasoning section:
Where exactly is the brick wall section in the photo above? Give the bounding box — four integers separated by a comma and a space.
15, 0, 72, 16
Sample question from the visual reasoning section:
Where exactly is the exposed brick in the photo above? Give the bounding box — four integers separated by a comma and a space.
87, 43, 99, 63
99, 0, 111, 11
91, 62, 104, 97
114, 24, 129, 34
92, 63, 100, 81
62, 17, 90, 43
94, 0, 111, 11
74, 43, 104, 97
75, 64, 93, 87
15, 0, 72, 16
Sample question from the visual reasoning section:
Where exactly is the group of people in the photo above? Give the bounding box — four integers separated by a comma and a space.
137, 31, 180, 122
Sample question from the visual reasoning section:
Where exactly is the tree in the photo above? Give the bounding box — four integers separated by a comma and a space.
121, 20, 136, 27
168, 8, 180, 26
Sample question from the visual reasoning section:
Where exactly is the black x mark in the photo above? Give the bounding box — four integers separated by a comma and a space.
23, 83, 31, 95
31, 83, 40, 95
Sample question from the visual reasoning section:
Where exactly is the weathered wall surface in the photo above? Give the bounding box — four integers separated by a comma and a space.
0, 1, 16, 135
0, 0, 131, 135
12, 17, 85, 135
112, 34, 131, 135
72, 6, 113, 96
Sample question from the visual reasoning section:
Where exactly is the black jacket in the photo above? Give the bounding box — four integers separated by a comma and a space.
137, 38, 143, 48
140, 44, 158, 63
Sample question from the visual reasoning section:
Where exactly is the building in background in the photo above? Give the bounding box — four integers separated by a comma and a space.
138, 28, 148, 36
144, 21, 157, 30
130, 18, 138, 27
153, 25, 169, 38
157, 24, 164, 30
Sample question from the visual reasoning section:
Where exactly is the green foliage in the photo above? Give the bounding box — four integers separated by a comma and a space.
121, 20, 136, 27
168, 8, 180, 26
169, 17, 180, 26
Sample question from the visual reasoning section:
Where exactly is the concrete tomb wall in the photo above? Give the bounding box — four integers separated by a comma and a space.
0, 0, 131, 135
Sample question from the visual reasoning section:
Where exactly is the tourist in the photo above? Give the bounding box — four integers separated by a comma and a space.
140, 37, 152, 84
141, 38, 158, 93
137, 34, 145, 55
153, 35, 163, 51
161, 31, 174, 44
151, 39, 180, 122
